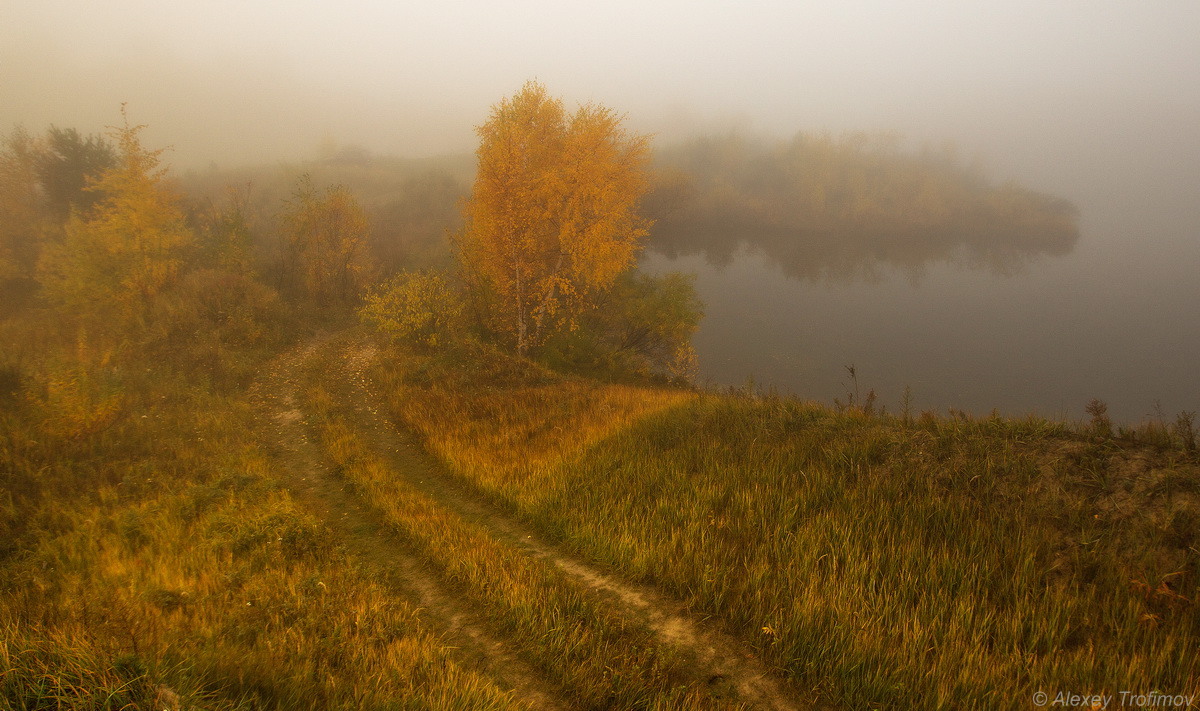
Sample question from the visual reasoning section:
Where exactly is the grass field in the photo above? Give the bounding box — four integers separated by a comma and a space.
0, 328, 529, 710
3, 322, 1196, 709
370, 338, 1200, 710
296, 349, 749, 710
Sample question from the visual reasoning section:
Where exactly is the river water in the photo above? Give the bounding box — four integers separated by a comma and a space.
641, 196, 1200, 425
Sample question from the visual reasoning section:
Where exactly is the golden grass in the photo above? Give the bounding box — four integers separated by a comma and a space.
299, 357, 745, 711
371, 344, 693, 509
1, 341, 528, 709
368, 344, 1200, 710
9, 319, 1195, 710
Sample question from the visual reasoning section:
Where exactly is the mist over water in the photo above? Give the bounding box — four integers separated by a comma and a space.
642, 186, 1200, 425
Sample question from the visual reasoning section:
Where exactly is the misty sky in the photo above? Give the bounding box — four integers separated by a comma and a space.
5, 1, 1199, 199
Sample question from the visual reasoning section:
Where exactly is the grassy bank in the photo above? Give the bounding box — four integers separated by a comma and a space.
0, 330, 527, 710
5, 319, 1195, 709
369, 340, 1200, 710
296, 341, 747, 710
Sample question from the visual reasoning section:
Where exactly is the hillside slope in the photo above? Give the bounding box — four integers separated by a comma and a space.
368, 336, 1199, 710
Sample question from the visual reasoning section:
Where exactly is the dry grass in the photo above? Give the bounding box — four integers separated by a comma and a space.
7, 317, 1195, 710
369, 342, 693, 510
299, 351, 746, 711
1, 327, 527, 709
369, 342, 1200, 710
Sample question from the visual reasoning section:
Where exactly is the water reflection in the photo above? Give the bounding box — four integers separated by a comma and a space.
641, 226, 1198, 426
649, 218, 1077, 283
644, 132, 1080, 282
634, 134, 1200, 424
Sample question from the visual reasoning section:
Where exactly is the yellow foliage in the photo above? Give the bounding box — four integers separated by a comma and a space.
280, 175, 375, 304
359, 270, 465, 349
457, 81, 651, 354
39, 109, 191, 325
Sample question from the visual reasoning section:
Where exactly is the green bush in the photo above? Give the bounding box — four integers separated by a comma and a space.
359, 269, 465, 350
540, 270, 703, 382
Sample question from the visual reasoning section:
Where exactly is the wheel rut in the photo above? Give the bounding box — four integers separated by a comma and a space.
322, 333, 811, 711
253, 334, 569, 711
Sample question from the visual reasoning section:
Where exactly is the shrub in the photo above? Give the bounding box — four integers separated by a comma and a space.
359, 270, 465, 350
540, 270, 703, 382
148, 268, 290, 385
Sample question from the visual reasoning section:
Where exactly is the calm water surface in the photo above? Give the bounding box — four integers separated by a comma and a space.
642, 204, 1200, 425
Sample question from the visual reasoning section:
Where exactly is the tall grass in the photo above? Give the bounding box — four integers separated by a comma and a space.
369, 342, 693, 512
371, 342, 1200, 710
298, 349, 747, 711
1, 329, 528, 709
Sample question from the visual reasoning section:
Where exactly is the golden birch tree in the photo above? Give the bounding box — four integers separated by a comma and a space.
456, 81, 651, 355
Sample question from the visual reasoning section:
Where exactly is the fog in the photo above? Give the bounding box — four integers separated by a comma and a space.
6, 2, 1198, 220
6, 3, 1198, 180
5, 0, 1199, 421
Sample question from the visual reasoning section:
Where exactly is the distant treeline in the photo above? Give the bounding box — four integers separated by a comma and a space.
179, 149, 473, 274
643, 132, 1080, 279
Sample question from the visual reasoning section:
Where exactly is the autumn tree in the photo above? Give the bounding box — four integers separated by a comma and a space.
456, 81, 651, 355
37, 126, 116, 219
279, 175, 375, 305
39, 110, 191, 328
0, 127, 48, 285
191, 182, 259, 275
1, 126, 115, 308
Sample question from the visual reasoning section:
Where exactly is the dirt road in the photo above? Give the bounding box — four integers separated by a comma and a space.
255, 332, 808, 710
